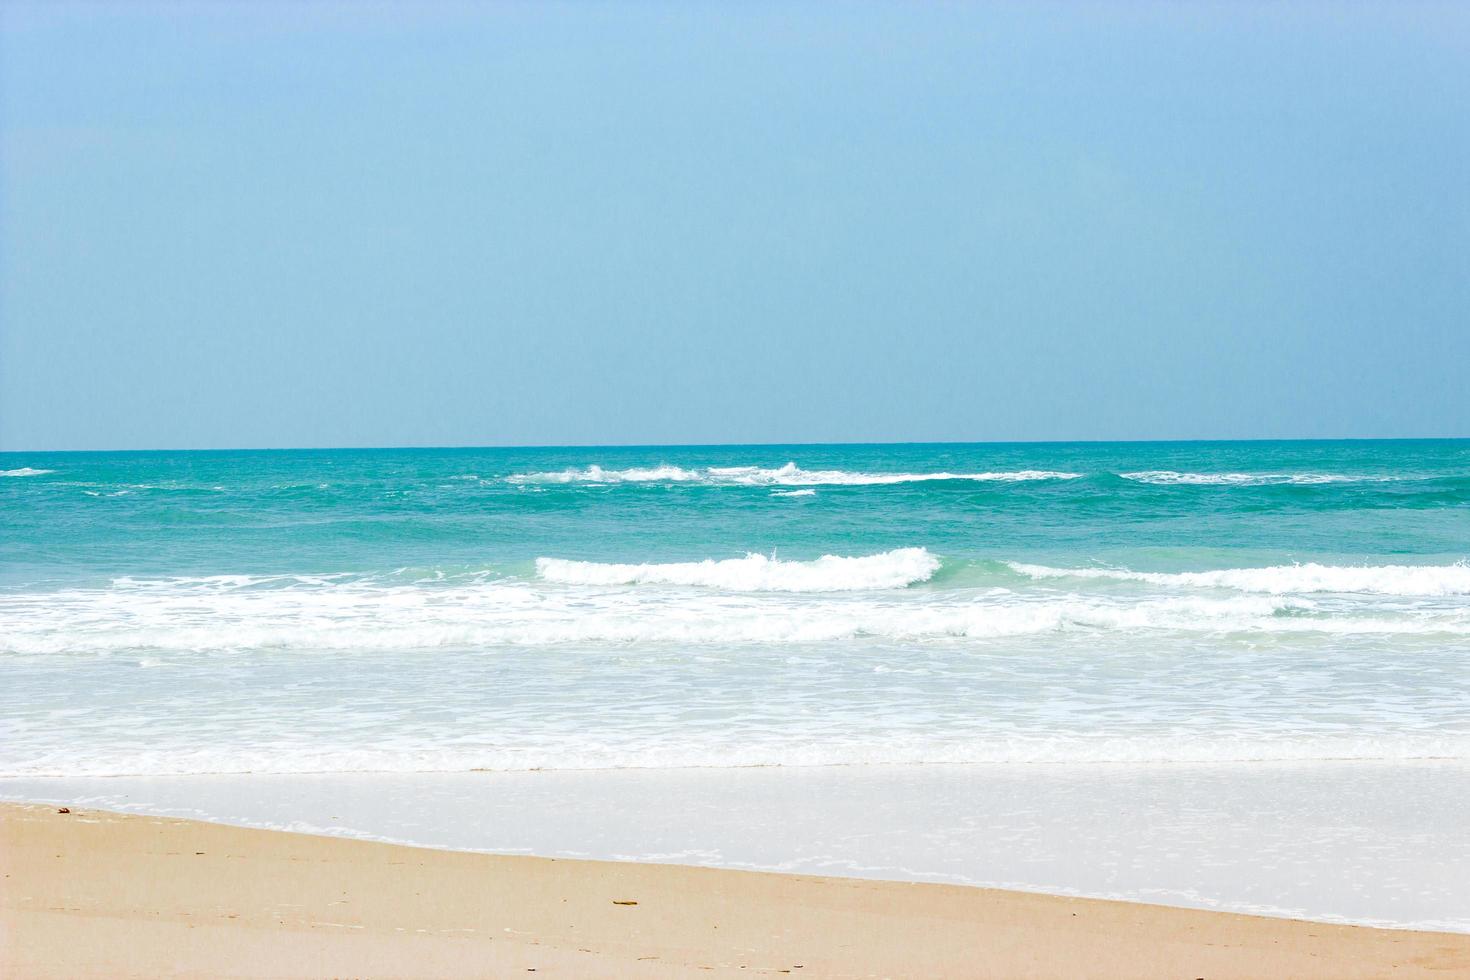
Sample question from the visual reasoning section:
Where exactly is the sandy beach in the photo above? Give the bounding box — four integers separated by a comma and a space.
5, 0, 1468, 975
3, 803, 1466, 978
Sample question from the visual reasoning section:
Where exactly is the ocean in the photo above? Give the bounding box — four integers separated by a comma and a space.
4, 441, 1470, 928
3, 440, 1468, 777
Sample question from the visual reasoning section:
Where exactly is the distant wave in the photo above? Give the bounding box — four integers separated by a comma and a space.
771, 489, 817, 497
0, 467, 53, 477
1008, 561, 1470, 597
507, 463, 1082, 486
536, 548, 940, 592
1119, 471, 1400, 486
503, 465, 1437, 487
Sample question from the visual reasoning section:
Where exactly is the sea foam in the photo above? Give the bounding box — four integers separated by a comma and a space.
9, 731, 1470, 777
535, 547, 940, 592
4, 572, 1466, 657
0, 467, 53, 477
1008, 561, 1470, 596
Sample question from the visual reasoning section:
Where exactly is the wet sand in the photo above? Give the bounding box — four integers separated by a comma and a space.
3, 802, 1467, 978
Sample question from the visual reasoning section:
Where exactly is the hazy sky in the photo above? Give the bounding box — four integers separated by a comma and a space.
2, 2, 1467, 450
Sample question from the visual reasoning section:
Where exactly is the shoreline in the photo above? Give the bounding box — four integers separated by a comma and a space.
4, 802, 1468, 978
7, 761, 1466, 934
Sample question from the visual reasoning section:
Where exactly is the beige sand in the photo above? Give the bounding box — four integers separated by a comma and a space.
2, 802, 1466, 979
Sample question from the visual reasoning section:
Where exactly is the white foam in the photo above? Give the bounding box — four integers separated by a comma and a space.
771, 489, 817, 497
1008, 561, 1470, 597
1119, 471, 1395, 486
5, 731, 1470, 777
535, 548, 940, 592
0, 467, 53, 477
3, 572, 1466, 657
507, 462, 1082, 486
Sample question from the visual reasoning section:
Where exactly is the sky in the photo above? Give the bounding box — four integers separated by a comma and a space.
1, 1, 1467, 450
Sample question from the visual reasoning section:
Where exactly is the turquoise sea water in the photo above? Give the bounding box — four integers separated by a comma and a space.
2, 441, 1468, 775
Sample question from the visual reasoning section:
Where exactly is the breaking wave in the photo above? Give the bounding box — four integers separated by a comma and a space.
0, 467, 53, 477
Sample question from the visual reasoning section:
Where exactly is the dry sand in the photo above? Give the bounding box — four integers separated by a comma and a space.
2, 802, 1467, 978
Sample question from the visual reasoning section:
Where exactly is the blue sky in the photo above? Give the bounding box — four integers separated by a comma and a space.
2, 1, 1466, 449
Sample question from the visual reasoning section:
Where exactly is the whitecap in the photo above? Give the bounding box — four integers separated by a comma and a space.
0, 467, 53, 477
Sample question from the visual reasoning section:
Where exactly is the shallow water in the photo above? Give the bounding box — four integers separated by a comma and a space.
3, 441, 1467, 776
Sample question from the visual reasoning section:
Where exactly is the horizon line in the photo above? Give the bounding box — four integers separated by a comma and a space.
3, 435, 1469, 455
